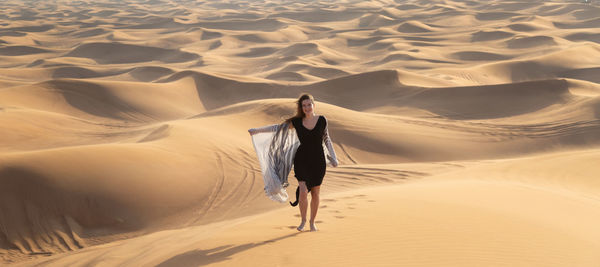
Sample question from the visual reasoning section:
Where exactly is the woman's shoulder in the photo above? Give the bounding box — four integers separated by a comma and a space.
289, 116, 301, 127
318, 115, 328, 126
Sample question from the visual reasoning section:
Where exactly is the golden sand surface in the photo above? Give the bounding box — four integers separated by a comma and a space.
1, 0, 600, 266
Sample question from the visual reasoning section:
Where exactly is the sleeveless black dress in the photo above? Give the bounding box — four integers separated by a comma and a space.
291, 116, 327, 189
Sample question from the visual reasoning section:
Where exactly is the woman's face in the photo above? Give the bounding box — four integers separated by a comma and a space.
301, 99, 314, 116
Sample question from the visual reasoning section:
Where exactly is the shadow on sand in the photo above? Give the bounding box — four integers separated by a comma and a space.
156, 231, 302, 267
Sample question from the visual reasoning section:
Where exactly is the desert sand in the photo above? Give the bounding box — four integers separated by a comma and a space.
1, 0, 600, 266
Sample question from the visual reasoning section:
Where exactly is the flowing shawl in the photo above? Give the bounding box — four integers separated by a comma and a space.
251, 122, 298, 202
250, 121, 334, 203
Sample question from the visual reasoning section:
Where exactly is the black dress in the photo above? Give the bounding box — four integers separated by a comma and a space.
291, 116, 327, 190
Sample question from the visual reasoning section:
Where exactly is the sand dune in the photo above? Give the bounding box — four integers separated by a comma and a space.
1, 25, 54, 33
397, 20, 436, 33
13, 148, 600, 267
450, 51, 512, 61
0, 78, 205, 122
561, 67, 600, 84
64, 42, 200, 64
2, 0, 600, 266
357, 14, 397, 28
195, 19, 287, 31
475, 11, 520, 21
70, 28, 109, 38
0, 46, 52, 56
280, 64, 349, 80
564, 32, 600, 44
469, 43, 600, 83
506, 35, 558, 49
471, 30, 515, 42
507, 22, 548, 32
271, 10, 364, 23
266, 71, 307, 81
554, 17, 600, 29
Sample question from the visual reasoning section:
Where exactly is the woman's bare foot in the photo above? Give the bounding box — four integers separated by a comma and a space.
297, 220, 306, 231
310, 222, 318, 232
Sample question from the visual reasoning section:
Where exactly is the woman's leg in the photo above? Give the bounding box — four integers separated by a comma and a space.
309, 186, 320, 231
297, 181, 309, 231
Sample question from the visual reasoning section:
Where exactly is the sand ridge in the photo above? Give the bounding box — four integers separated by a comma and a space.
2, 0, 600, 265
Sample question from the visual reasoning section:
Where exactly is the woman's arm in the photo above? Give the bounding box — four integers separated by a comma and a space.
323, 118, 339, 167
248, 124, 279, 135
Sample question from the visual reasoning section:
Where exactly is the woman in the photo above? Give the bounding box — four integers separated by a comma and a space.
249, 93, 338, 231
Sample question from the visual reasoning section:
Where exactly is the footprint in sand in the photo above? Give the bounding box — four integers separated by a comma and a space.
340, 194, 367, 200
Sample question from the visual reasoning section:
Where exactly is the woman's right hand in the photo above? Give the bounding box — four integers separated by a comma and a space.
327, 155, 339, 167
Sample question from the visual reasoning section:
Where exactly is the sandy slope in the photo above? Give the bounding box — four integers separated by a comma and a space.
1, 0, 600, 266
15, 149, 600, 267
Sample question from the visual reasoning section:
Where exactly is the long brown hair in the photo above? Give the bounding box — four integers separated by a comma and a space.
285, 93, 314, 123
